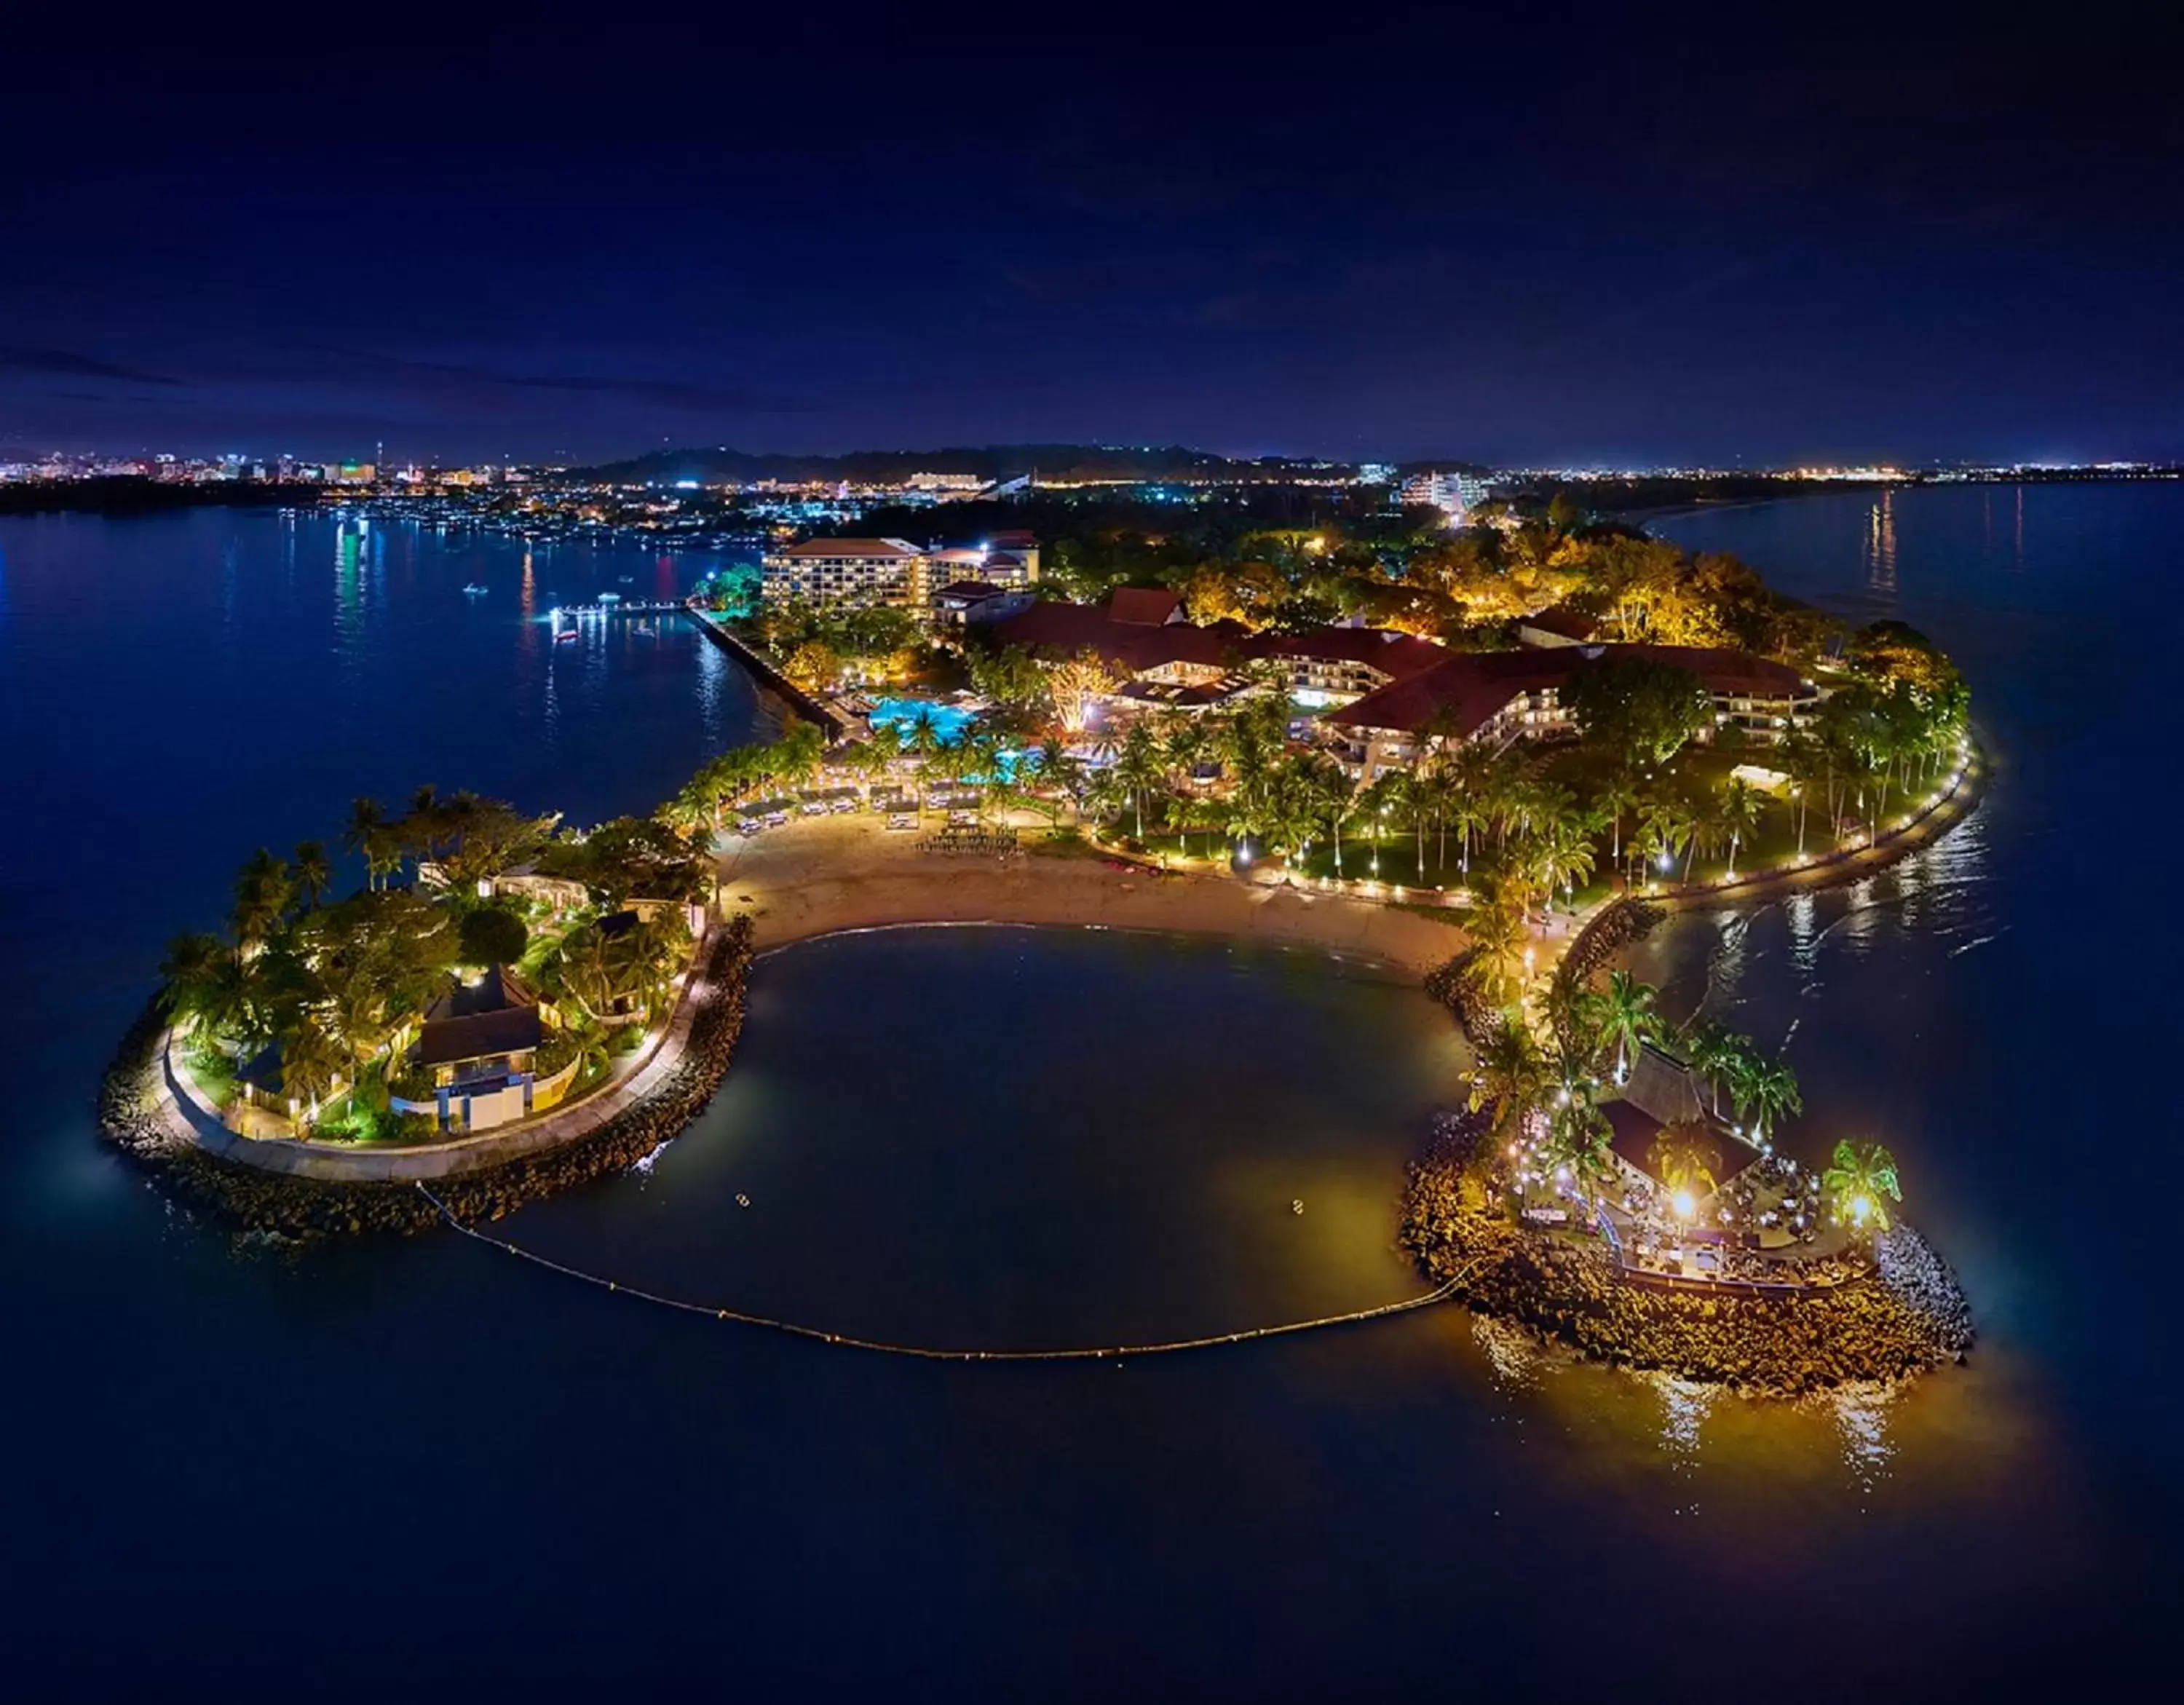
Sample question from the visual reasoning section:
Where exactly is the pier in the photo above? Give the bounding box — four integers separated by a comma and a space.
681, 603, 850, 740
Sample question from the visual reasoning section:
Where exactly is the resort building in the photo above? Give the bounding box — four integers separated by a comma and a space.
762, 532, 1040, 612
993, 591, 1454, 716
761, 537, 928, 609
1323, 643, 1819, 778
410, 966, 549, 1133
930, 579, 1037, 630
1254, 627, 1448, 708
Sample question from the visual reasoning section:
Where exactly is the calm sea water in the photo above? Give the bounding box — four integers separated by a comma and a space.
0, 494, 2173, 1696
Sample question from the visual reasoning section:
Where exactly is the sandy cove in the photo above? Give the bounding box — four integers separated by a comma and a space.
713, 815, 1473, 980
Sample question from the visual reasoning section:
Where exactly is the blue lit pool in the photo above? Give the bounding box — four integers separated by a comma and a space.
867, 697, 978, 743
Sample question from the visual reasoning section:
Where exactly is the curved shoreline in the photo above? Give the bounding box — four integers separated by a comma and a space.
98, 917, 757, 1236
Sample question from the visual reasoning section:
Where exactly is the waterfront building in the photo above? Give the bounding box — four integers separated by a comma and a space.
764, 532, 1040, 612
761, 537, 928, 609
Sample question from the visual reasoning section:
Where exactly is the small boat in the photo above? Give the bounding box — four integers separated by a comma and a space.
599, 590, 621, 604
1291, 1200, 1304, 1215
555, 629, 578, 644
462, 582, 488, 596
617, 575, 635, 584
736, 1193, 751, 1208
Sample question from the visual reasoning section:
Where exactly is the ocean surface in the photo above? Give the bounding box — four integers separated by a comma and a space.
1, 492, 2175, 1697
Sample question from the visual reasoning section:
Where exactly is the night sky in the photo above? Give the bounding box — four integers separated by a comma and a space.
6, 6, 2177, 467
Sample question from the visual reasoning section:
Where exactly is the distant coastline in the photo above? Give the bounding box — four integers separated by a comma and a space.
0, 477, 325, 518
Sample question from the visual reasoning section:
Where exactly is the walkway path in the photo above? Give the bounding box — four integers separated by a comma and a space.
417, 1184, 1476, 1361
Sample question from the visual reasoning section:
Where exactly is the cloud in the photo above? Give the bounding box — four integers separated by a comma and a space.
305, 346, 813, 414
0, 346, 185, 387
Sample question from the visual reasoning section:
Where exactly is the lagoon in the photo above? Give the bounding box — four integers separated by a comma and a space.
1, 491, 2176, 1693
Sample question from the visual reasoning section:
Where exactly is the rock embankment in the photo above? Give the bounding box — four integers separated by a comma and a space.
98, 915, 756, 1237
1399, 1108, 1974, 1396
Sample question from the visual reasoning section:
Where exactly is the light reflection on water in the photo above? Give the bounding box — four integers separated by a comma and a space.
1830, 1385, 1899, 1497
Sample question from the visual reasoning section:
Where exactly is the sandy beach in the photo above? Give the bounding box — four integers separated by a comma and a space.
713, 815, 1474, 979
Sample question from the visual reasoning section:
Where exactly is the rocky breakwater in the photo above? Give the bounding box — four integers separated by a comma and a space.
1399, 1109, 1974, 1396
98, 914, 758, 1238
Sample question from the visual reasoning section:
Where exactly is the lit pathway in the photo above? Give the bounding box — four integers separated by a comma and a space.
416, 1184, 1478, 1362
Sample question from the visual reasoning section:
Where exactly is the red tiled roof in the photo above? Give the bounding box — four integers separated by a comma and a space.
1257, 627, 1447, 681
1107, 586, 1184, 626
1520, 604, 1601, 641
1326, 644, 1813, 738
775, 537, 922, 558
933, 579, 1005, 602
992, 601, 1249, 674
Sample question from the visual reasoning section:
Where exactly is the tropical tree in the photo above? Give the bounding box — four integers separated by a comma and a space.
292, 840, 332, 910
1048, 649, 1119, 736
1822, 1139, 1902, 1234
278, 1014, 348, 1121
1682, 1020, 1757, 1120
1591, 968, 1662, 1083
1470, 1021, 1548, 1149
1737, 1055, 1803, 1150
1032, 735, 1085, 826
345, 797, 395, 890
159, 932, 235, 1034
1543, 1093, 1615, 1203
1114, 722, 1165, 841
1711, 777, 1762, 880
231, 850, 293, 949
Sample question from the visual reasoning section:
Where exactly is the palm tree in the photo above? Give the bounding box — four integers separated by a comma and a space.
1524, 816, 1597, 911
1822, 1139, 1902, 1235
1033, 734, 1085, 827
345, 797, 387, 890
159, 932, 231, 1031
1115, 723, 1163, 842
1462, 893, 1530, 1009
1682, 1021, 1756, 1121
1638, 796, 1691, 887
1738, 1055, 1803, 1150
279, 1015, 347, 1124
1713, 778, 1762, 879
1597, 770, 1639, 871
293, 840, 332, 910
231, 850, 292, 949
1471, 1021, 1548, 1148
1544, 1094, 1615, 1204
1592, 968, 1662, 1083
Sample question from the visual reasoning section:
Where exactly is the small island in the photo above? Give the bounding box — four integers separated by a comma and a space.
105, 494, 1979, 1390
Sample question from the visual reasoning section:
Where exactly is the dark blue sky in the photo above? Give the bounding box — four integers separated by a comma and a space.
5, 4, 2177, 467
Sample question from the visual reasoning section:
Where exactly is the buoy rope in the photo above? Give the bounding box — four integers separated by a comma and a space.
416, 1183, 1475, 1361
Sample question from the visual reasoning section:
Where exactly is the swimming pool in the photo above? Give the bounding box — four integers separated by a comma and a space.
866, 697, 978, 743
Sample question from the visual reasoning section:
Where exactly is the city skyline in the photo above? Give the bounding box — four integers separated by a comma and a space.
4, 8, 2177, 468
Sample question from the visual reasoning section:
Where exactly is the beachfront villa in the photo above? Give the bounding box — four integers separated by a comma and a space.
408, 965, 547, 1132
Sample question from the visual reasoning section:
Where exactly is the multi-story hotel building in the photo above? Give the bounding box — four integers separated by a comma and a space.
760, 537, 928, 609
